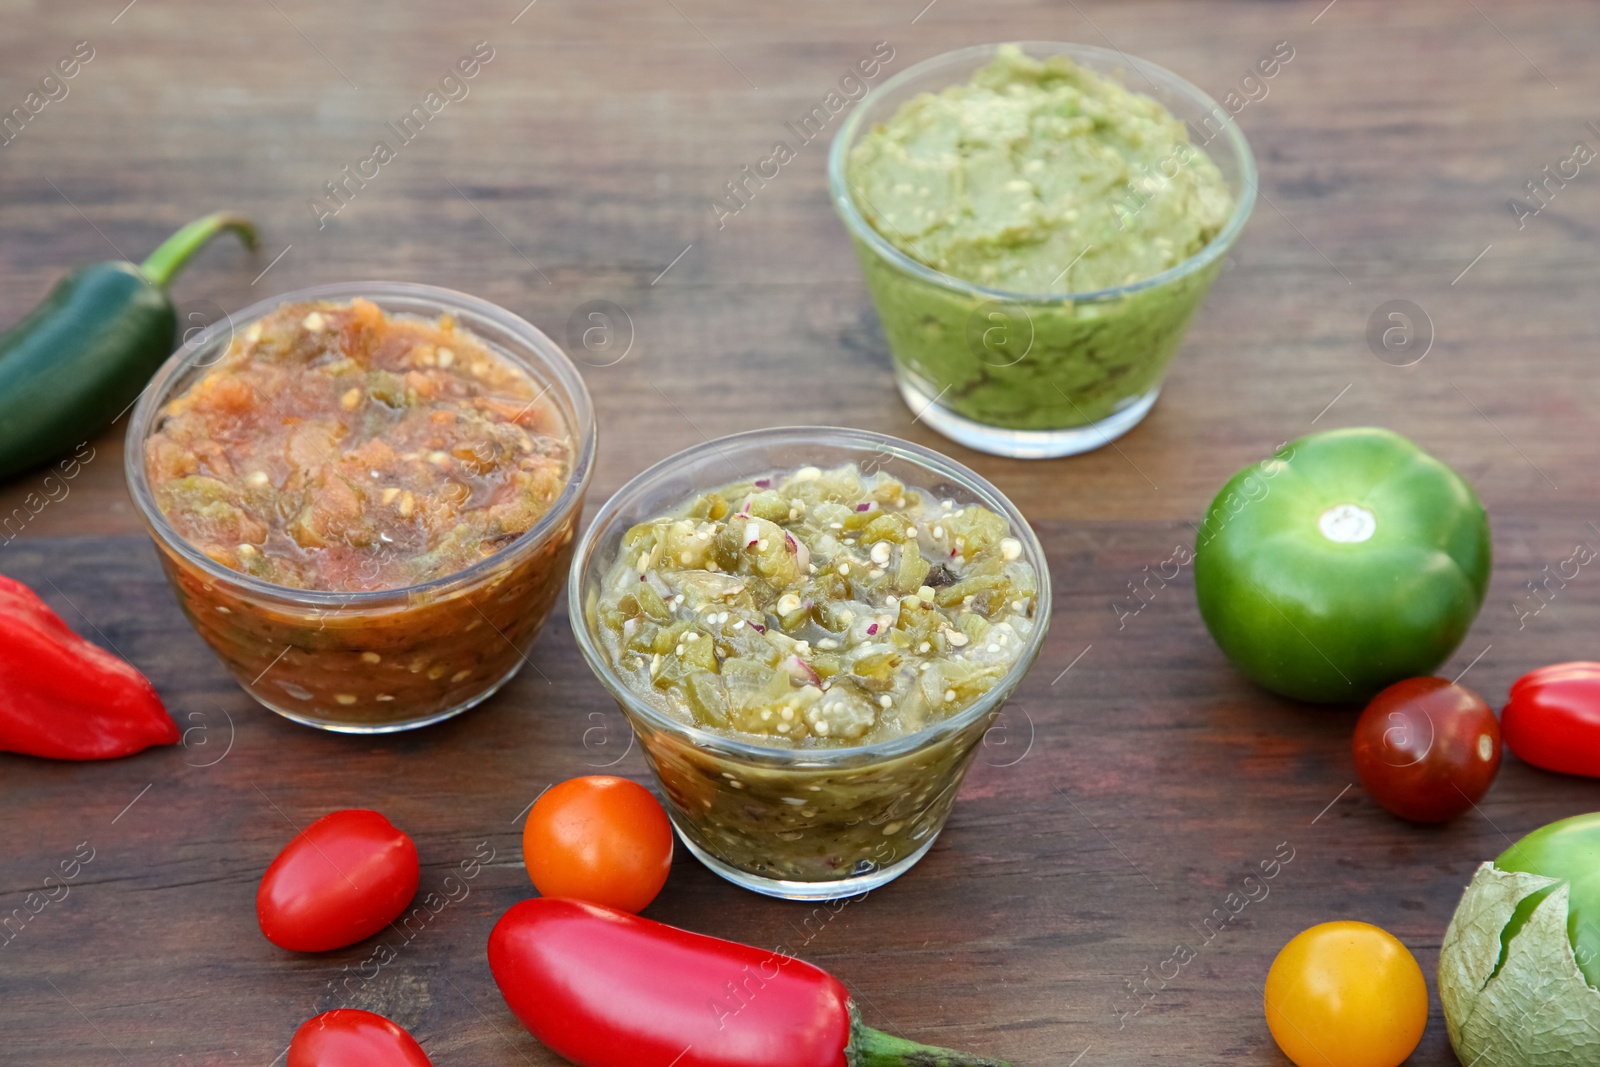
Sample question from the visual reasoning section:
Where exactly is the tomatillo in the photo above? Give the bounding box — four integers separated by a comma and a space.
1492, 814, 1600, 987
1439, 813, 1600, 1066
1193, 427, 1489, 703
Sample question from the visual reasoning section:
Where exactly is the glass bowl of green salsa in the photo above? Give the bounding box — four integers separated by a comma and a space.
830, 42, 1257, 459
569, 426, 1051, 900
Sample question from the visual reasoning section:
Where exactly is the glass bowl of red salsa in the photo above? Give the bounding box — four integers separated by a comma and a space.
125, 281, 596, 732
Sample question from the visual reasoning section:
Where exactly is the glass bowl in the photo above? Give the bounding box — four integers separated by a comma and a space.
125, 281, 596, 733
568, 426, 1051, 899
829, 41, 1257, 459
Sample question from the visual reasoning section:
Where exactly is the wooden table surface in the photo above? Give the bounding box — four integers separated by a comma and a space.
3, 1, 1598, 1063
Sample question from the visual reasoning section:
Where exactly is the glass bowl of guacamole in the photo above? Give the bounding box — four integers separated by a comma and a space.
830, 42, 1257, 459
568, 427, 1051, 899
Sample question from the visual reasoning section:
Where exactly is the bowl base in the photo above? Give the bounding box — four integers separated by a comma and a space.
898, 377, 1159, 459
245, 657, 526, 734
674, 825, 943, 901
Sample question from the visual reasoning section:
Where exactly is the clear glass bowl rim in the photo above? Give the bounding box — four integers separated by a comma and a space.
124, 280, 598, 609
827, 40, 1259, 305
566, 425, 1054, 768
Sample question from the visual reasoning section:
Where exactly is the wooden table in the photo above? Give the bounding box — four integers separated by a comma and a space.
3, 1, 1596, 1063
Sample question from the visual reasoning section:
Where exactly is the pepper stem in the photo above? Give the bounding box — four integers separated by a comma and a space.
138, 212, 258, 289
847, 1007, 1013, 1067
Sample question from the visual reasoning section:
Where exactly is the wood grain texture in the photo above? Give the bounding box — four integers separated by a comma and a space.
1, 0, 1597, 1063
4, 520, 1599, 1066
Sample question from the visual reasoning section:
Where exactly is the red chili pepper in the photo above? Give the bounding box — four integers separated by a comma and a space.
1502, 662, 1600, 777
0, 574, 178, 760
488, 898, 1011, 1067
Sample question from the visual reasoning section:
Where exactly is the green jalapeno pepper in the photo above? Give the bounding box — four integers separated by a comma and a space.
0, 211, 256, 482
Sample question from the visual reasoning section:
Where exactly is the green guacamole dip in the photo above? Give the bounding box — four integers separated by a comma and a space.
842, 45, 1238, 432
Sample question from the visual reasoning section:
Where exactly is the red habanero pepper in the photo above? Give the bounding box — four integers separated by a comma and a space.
0, 574, 178, 759
1502, 662, 1600, 777
487, 898, 1012, 1067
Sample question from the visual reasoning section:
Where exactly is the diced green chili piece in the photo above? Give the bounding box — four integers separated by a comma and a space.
685, 669, 729, 726
626, 621, 662, 654
745, 491, 790, 523
813, 573, 849, 603
719, 624, 781, 665
850, 646, 901, 686
957, 613, 992, 645
861, 514, 908, 544
946, 506, 1008, 556
810, 652, 844, 678
936, 573, 1006, 608
678, 633, 718, 672
894, 548, 931, 593
635, 582, 673, 622
653, 654, 687, 689
722, 658, 775, 706
621, 522, 659, 551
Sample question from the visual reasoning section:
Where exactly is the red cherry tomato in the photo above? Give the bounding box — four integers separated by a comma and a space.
1352, 677, 1501, 823
1502, 662, 1600, 776
257, 809, 419, 952
522, 776, 673, 913
287, 1009, 432, 1067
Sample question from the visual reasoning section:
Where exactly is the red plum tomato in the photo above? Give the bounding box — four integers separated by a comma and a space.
257, 809, 419, 952
1501, 661, 1600, 777
287, 1009, 432, 1067
1351, 677, 1500, 823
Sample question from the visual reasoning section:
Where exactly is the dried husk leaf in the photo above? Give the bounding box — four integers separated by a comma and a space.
1441, 862, 1600, 1066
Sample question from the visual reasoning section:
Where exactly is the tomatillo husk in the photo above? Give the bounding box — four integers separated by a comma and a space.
1440, 863, 1600, 1066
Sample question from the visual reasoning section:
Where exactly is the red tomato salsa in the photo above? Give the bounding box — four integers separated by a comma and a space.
145, 298, 571, 592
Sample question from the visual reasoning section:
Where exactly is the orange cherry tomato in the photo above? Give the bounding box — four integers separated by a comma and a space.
522, 776, 673, 913
1264, 921, 1427, 1067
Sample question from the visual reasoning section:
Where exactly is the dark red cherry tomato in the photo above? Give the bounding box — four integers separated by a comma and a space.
1502, 662, 1600, 776
287, 1009, 432, 1067
257, 809, 419, 952
1352, 677, 1501, 822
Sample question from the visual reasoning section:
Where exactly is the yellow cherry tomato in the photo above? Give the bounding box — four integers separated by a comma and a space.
1264, 921, 1427, 1067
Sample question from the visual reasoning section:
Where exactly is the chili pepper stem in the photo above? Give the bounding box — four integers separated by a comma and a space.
138, 212, 258, 289
847, 1007, 1013, 1067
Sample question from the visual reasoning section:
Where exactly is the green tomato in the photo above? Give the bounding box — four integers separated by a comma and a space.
1193, 427, 1490, 703
1495, 813, 1600, 987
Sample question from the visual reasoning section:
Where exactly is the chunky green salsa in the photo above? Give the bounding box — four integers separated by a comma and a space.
592, 463, 1038, 748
